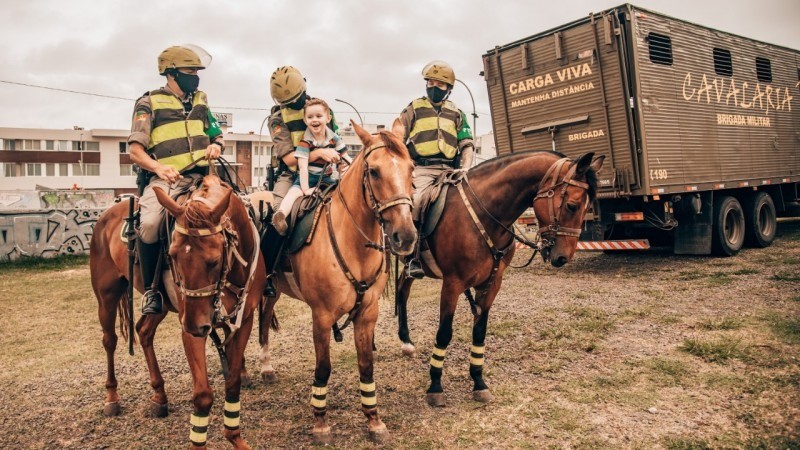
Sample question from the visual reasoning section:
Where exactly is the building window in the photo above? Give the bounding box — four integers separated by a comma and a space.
26, 163, 42, 176
120, 164, 134, 176
46, 140, 55, 150
222, 145, 234, 156
59, 163, 69, 176
22, 140, 41, 150
647, 32, 673, 66
46, 163, 55, 176
86, 164, 100, 176
45, 140, 69, 151
713, 48, 733, 77
756, 57, 772, 83
119, 142, 128, 153
3, 163, 19, 177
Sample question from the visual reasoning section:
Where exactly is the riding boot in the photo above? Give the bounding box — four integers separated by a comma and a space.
137, 240, 164, 315
405, 229, 425, 279
261, 224, 283, 298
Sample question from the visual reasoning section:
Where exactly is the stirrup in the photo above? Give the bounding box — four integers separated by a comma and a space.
141, 290, 164, 315
264, 276, 277, 298
405, 259, 425, 279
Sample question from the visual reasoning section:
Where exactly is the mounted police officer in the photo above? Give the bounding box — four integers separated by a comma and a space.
398, 61, 475, 278
262, 66, 340, 296
128, 44, 225, 315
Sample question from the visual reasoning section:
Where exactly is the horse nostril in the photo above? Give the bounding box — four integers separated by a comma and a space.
392, 232, 402, 246
552, 256, 568, 267
197, 325, 212, 338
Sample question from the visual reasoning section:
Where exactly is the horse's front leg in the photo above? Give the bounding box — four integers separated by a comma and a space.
426, 281, 463, 407
182, 332, 214, 450
135, 312, 168, 417
96, 281, 125, 417
222, 310, 256, 449
354, 298, 389, 443
395, 271, 417, 357
259, 293, 280, 383
310, 310, 335, 445
470, 272, 504, 404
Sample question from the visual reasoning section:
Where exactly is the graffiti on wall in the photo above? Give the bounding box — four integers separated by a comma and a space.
39, 191, 114, 209
0, 209, 103, 261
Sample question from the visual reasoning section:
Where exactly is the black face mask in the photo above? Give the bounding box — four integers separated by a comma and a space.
174, 71, 200, 94
285, 92, 307, 110
427, 86, 449, 104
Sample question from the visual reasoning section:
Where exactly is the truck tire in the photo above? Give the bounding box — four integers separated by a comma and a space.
712, 196, 745, 256
743, 191, 776, 248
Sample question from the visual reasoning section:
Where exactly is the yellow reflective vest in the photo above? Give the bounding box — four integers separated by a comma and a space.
148, 89, 211, 171
408, 97, 459, 159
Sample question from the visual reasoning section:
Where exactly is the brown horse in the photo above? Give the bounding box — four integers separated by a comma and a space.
395, 151, 603, 407
90, 174, 265, 449
258, 121, 416, 444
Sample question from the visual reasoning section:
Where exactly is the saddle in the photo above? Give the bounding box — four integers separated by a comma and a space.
283, 182, 338, 255
417, 169, 467, 238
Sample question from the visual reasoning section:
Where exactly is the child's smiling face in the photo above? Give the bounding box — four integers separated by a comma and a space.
303, 104, 330, 135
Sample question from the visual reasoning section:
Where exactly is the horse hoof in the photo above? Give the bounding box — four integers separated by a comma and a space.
312, 430, 333, 446
149, 401, 169, 418
425, 393, 446, 407
401, 343, 416, 358
472, 389, 494, 403
102, 401, 121, 417
369, 428, 390, 444
261, 371, 277, 384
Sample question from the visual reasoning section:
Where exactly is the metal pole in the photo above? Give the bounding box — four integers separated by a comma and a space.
257, 115, 269, 187
455, 79, 478, 135
335, 98, 364, 127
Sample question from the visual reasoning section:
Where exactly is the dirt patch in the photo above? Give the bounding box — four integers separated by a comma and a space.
0, 224, 798, 448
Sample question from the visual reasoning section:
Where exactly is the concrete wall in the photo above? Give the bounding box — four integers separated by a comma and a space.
0, 208, 102, 261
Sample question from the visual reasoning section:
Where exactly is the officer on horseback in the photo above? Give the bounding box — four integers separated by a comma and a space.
128, 44, 225, 315
398, 61, 475, 278
262, 66, 341, 297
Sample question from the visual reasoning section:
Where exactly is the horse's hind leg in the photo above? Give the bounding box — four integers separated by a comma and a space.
426, 280, 463, 407
309, 311, 335, 445
259, 294, 280, 383
395, 272, 416, 357
353, 299, 389, 443
469, 274, 505, 404
96, 279, 125, 417
136, 313, 169, 417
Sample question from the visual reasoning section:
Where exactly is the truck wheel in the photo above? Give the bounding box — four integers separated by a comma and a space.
712, 196, 745, 256
743, 191, 776, 248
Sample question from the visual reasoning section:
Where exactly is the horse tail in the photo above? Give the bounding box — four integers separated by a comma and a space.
270, 313, 280, 332
118, 290, 137, 346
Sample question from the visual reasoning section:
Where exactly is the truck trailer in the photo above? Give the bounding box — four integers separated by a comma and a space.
482, 4, 799, 255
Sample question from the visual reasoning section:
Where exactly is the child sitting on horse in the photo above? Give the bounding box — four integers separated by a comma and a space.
272, 98, 348, 235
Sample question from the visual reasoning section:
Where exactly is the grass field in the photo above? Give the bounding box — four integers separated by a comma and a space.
0, 222, 798, 449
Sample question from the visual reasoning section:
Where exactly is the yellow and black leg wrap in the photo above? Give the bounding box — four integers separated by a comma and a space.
429, 345, 447, 370
223, 397, 241, 431
310, 379, 328, 413
189, 412, 210, 447
469, 344, 489, 391
360, 380, 377, 409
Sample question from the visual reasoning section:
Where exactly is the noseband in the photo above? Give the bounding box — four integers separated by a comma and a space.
533, 157, 591, 248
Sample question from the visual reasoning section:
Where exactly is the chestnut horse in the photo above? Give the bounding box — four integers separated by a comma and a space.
90, 174, 265, 449
395, 151, 603, 407
258, 121, 416, 444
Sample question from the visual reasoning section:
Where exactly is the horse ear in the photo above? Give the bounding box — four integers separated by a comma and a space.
575, 152, 595, 176
210, 187, 233, 223
391, 118, 406, 140
590, 155, 605, 173
154, 187, 184, 217
352, 119, 372, 146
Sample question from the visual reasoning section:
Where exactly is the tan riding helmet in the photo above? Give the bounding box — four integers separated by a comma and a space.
270, 66, 307, 105
157, 44, 212, 75
422, 60, 456, 86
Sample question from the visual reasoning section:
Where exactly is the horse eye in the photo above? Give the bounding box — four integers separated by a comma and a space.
566, 202, 579, 213
205, 257, 220, 268
368, 168, 379, 179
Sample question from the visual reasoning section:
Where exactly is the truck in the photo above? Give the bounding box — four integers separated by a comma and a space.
482, 4, 799, 255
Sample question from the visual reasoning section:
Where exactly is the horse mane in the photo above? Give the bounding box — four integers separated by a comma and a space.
468, 150, 598, 200
182, 178, 231, 229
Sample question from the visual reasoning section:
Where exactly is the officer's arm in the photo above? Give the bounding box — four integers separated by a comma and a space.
457, 110, 475, 170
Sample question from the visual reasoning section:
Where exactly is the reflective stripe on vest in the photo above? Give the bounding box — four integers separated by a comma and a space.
281, 107, 306, 147
408, 98, 459, 159
148, 90, 211, 171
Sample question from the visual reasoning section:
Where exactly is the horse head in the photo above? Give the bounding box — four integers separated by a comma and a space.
350, 119, 416, 255
154, 175, 233, 337
533, 152, 604, 267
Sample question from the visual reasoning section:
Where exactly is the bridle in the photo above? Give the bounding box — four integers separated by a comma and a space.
533, 157, 591, 250
327, 140, 413, 330
169, 194, 261, 335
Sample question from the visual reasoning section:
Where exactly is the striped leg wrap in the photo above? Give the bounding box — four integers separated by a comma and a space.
469, 345, 485, 367
429, 345, 447, 370
310, 379, 328, 412
189, 413, 210, 447
360, 380, 377, 409
223, 398, 241, 431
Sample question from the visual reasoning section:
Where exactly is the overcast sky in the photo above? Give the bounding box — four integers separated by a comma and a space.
1, 0, 797, 137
